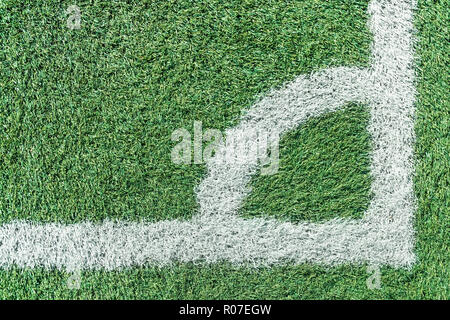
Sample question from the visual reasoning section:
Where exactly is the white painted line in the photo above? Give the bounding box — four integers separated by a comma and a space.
0, 0, 417, 269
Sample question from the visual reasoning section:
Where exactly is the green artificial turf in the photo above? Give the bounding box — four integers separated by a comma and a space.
0, 0, 448, 299
0, 0, 371, 223
242, 104, 372, 222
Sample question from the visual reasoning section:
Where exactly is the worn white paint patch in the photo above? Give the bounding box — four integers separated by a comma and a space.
0, 0, 417, 270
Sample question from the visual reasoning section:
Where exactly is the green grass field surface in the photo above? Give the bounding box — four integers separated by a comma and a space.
0, 0, 448, 299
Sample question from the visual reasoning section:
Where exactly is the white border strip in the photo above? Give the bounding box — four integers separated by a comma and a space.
0, 0, 417, 270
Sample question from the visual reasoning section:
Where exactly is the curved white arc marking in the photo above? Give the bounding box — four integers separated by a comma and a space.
196, 67, 371, 217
